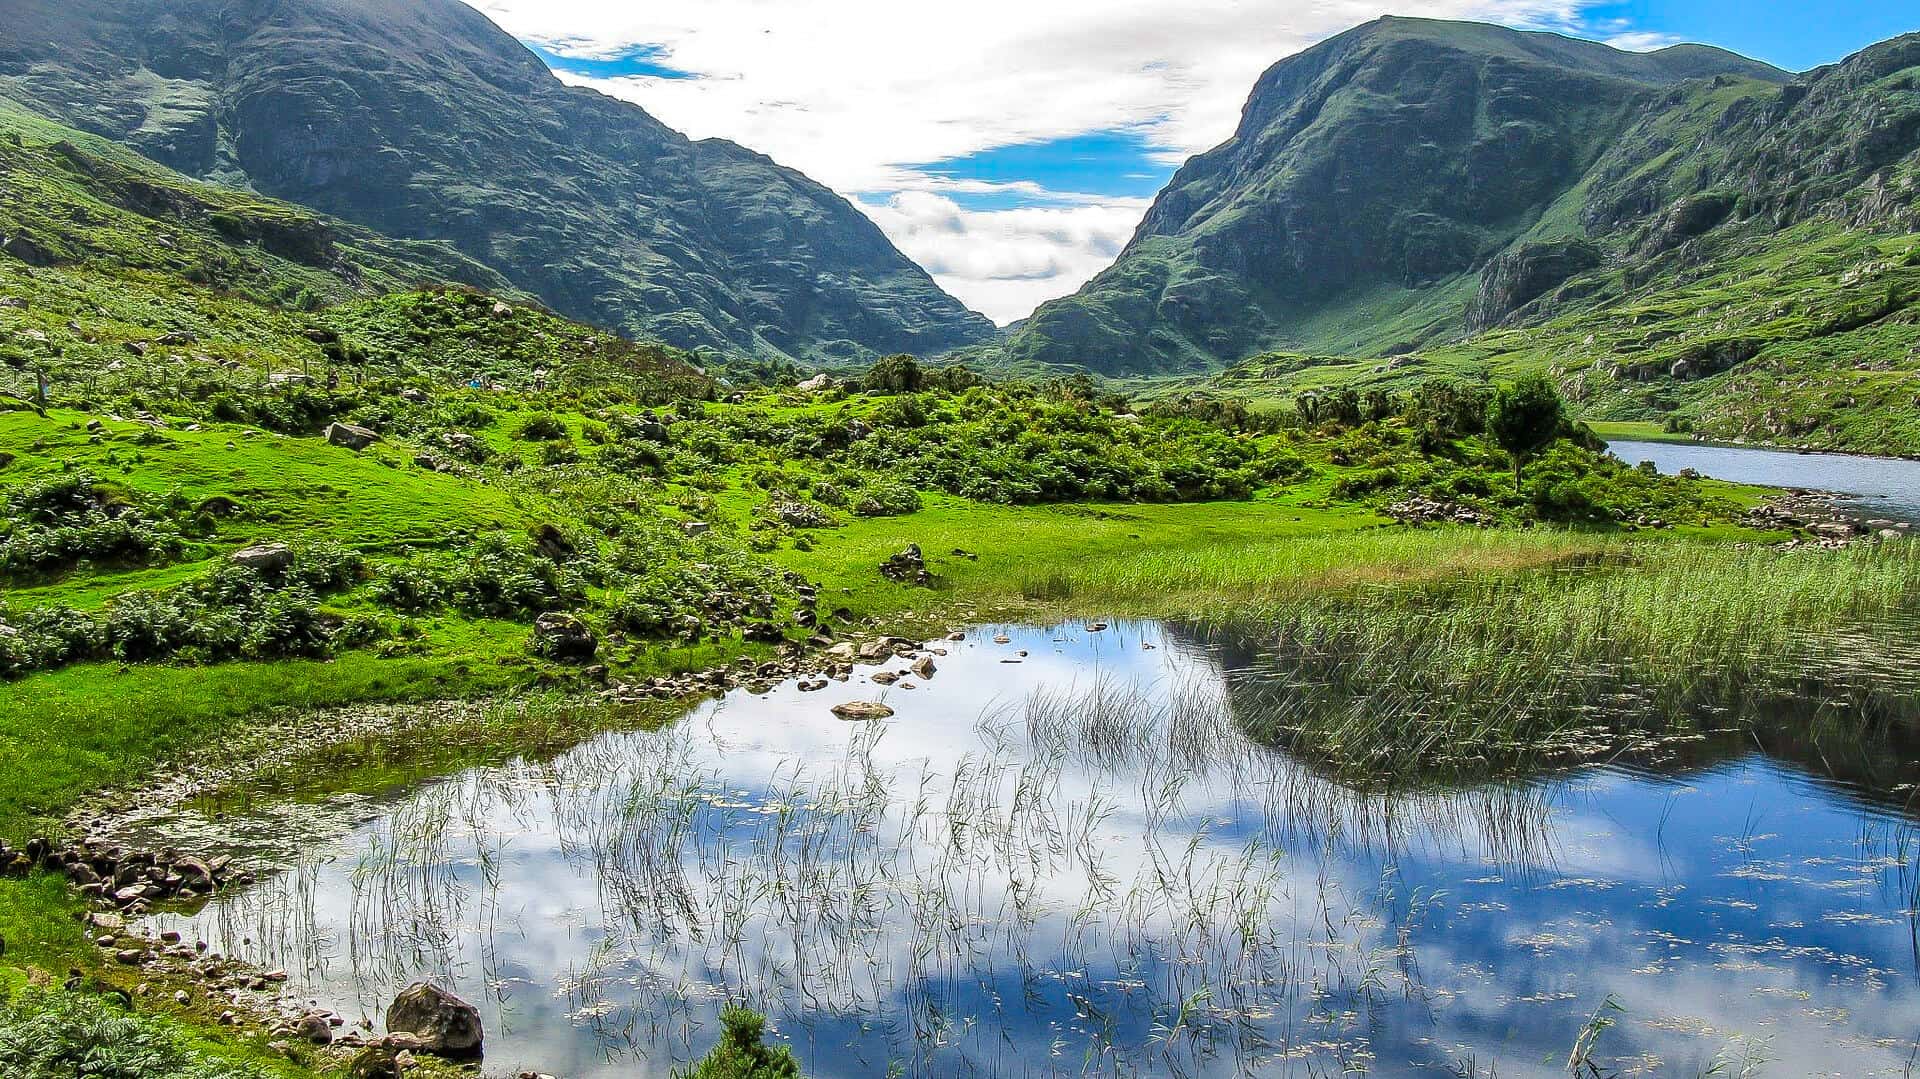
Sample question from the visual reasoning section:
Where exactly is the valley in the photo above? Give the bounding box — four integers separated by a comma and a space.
0, 4, 1916, 1077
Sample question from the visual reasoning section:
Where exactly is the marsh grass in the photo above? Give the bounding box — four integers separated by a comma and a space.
1219, 541, 1920, 781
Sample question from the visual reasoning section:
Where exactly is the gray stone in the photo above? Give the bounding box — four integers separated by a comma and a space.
230, 543, 294, 573
325, 422, 381, 450
531, 612, 598, 663
385, 982, 483, 1059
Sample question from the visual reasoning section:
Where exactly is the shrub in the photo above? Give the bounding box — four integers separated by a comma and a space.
677, 1008, 802, 1079
515, 412, 568, 441
0, 473, 185, 577
0, 988, 271, 1079
446, 533, 585, 618
852, 482, 921, 517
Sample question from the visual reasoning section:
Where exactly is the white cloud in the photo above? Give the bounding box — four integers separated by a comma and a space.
463, 0, 1618, 322
1605, 31, 1686, 52
861, 190, 1152, 325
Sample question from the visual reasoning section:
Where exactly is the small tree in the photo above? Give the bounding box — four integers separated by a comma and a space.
1486, 374, 1565, 480
862, 353, 923, 394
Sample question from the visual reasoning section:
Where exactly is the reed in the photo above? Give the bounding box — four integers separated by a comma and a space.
1219, 540, 1920, 781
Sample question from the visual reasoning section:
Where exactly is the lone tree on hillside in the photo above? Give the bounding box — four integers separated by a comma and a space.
1486, 374, 1565, 480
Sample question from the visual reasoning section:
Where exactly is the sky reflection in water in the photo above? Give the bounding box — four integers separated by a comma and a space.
150, 621, 1920, 1077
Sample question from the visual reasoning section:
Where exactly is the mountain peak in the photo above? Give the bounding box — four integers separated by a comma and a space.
0, 0, 994, 364
1003, 16, 1808, 374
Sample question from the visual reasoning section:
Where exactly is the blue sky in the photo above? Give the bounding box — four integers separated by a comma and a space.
467, 1, 1916, 323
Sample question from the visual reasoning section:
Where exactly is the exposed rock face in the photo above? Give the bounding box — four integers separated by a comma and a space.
1467, 240, 1603, 330
385, 982, 483, 1059
0, 0, 993, 365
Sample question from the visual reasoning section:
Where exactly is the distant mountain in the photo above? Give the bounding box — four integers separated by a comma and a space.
0, 0, 995, 365
1001, 17, 1796, 375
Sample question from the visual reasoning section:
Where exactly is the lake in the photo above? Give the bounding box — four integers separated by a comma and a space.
142, 620, 1920, 1077
1611, 439, 1920, 524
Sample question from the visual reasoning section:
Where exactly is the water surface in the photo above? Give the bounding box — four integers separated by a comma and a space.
148, 622, 1920, 1077
1611, 439, 1920, 524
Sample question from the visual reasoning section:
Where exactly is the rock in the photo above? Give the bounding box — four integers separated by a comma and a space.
115, 948, 144, 965
869, 671, 900, 686
909, 655, 936, 679
680, 520, 711, 537
348, 1047, 404, 1079
832, 701, 895, 721
774, 501, 834, 528
880, 544, 932, 586
230, 543, 294, 573
296, 1012, 334, 1045
325, 422, 381, 450
531, 612, 598, 664
795, 373, 835, 393
1467, 240, 1602, 330
385, 982, 483, 1059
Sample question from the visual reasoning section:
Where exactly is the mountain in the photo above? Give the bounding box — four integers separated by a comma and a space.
0, 0, 995, 365
1001, 17, 1794, 375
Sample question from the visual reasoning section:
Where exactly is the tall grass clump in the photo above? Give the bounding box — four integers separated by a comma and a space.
1228, 540, 1920, 780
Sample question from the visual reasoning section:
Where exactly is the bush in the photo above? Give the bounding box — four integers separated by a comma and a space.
852, 482, 921, 517
446, 533, 585, 618
0, 473, 185, 577
677, 1008, 802, 1079
515, 412, 568, 441
0, 988, 271, 1079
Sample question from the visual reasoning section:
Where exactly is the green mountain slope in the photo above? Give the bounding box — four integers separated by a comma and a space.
0, 0, 995, 366
1162, 33, 1920, 455
0, 91, 714, 413
1001, 17, 1789, 375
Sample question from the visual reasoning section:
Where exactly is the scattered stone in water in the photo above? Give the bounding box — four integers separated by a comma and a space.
993, 634, 1012, 644
1085, 622, 1108, 632
910, 655, 936, 679
870, 671, 900, 686
831, 701, 895, 721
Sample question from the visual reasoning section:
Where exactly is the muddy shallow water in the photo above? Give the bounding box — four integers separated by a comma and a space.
144, 621, 1920, 1077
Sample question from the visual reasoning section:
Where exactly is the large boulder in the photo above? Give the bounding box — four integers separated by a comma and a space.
531, 612, 598, 663
384, 982, 483, 1059
325, 422, 381, 451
